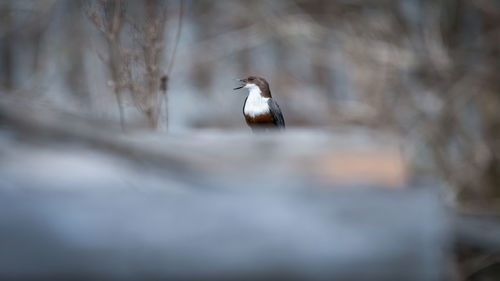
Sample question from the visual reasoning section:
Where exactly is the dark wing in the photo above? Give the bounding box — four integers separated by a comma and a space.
242, 96, 248, 115
267, 98, 285, 129
242, 96, 248, 123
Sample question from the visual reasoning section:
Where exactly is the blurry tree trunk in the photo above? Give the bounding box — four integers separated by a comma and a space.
0, 1, 51, 92
160, 75, 169, 129
478, 72, 500, 199
112, 77, 125, 131
87, 0, 126, 130
142, 0, 165, 129
106, 1, 126, 131
65, 1, 91, 107
235, 6, 252, 76
479, 5, 500, 199
0, 35, 13, 92
0, 3, 13, 91
190, 2, 215, 93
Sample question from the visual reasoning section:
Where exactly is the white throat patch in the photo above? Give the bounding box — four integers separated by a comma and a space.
244, 84, 270, 117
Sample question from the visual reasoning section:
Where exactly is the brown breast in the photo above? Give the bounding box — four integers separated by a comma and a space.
244, 112, 275, 127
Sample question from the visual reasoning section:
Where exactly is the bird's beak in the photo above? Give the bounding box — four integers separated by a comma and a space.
233, 79, 245, 90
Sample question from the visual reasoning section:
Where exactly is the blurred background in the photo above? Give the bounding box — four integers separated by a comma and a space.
1, 0, 500, 280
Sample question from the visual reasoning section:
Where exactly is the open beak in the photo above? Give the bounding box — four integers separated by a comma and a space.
233, 79, 245, 90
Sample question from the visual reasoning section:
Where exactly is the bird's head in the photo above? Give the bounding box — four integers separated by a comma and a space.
233, 76, 271, 98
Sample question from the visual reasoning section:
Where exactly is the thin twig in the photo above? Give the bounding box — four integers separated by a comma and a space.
166, 0, 184, 77
161, 0, 184, 130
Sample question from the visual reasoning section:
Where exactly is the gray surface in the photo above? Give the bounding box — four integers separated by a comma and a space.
0, 101, 448, 280
0, 188, 447, 281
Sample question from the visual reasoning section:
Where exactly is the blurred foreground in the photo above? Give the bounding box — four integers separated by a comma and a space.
0, 188, 445, 281
1, 99, 500, 281
0, 100, 445, 281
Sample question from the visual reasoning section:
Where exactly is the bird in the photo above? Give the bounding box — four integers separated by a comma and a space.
233, 76, 285, 131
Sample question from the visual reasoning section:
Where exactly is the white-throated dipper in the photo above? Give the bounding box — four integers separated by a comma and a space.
233, 76, 285, 131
